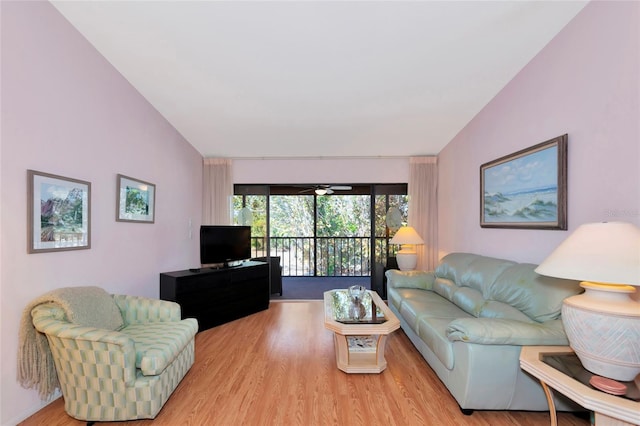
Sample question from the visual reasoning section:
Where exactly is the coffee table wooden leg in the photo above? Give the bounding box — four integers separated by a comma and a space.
540, 380, 558, 426
376, 335, 388, 370
333, 333, 350, 372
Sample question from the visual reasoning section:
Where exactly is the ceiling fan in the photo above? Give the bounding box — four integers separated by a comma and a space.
299, 185, 352, 195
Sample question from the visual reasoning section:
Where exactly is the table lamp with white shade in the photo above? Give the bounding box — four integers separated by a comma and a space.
535, 221, 640, 381
390, 226, 424, 271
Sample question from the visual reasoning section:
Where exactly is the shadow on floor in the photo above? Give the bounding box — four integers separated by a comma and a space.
270, 276, 371, 300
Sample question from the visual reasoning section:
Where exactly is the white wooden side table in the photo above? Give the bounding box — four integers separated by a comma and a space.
324, 289, 400, 373
520, 346, 640, 426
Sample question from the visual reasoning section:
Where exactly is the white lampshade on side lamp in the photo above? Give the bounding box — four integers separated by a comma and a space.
390, 226, 424, 271
535, 222, 640, 381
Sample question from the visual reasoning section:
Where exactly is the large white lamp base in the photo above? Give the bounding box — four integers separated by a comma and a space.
561, 281, 640, 381
396, 249, 417, 271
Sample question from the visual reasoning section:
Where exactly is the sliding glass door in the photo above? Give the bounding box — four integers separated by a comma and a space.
233, 184, 407, 288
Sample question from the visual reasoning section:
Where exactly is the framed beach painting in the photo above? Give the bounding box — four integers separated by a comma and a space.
480, 134, 567, 230
116, 174, 156, 223
27, 170, 91, 253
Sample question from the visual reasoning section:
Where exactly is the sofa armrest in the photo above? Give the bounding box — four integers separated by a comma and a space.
113, 294, 182, 325
446, 318, 569, 346
385, 270, 435, 290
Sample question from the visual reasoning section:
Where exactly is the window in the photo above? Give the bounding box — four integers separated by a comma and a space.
233, 184, 407, 277
233, 185, 268, 258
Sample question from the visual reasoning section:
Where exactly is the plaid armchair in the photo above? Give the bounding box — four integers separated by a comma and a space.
30, 293, 198, 423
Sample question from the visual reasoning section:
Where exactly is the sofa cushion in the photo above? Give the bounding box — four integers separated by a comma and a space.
385, 270, 435, 290
387, 286, 410, 311
123, 318, 198, 375
478, 300, 535, 323
391, 288, 471, 370
434, 279, 536, 322
388, 287, 439, 312
451, 287, 486, 317
417, 317, 457, 370
395, 289, 469, 331
433, 254, 582, 323
488, 263, 581, 322
396, 290, 446, 331
459, 256, 516, 296
435, 253, 478, 284
433, 254, 518, 318
432, 277, 457, 301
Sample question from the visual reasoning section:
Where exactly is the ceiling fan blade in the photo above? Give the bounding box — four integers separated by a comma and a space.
329, 185, 352, 191
325, 189, 334, 195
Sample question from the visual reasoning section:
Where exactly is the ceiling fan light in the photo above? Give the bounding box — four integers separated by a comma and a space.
315, 188, 327, 195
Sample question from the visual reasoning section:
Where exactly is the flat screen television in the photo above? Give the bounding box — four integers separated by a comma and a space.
200, 225, 251, 267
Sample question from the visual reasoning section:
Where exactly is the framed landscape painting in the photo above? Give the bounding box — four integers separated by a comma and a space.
480, 134, 567, 230
28, 170, 91, 253
116, 174, 156, 223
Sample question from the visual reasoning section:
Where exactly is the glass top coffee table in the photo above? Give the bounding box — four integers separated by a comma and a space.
323, 289, 400, 373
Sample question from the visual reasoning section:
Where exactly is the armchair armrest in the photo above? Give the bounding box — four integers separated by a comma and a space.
385, 270, 435, 290
31, 303, 138, 386
113, 294, 182, 325
446, 318, 569, 346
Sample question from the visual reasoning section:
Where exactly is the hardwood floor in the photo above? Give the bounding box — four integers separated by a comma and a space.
20, 301, 589, 426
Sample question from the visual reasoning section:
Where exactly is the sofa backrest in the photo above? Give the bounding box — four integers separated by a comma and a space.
433, 253, 582, 323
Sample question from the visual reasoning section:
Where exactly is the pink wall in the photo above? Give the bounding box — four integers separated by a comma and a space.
438, 1, 639, 263
0, 2, 203, 423
233, 157, 409, 184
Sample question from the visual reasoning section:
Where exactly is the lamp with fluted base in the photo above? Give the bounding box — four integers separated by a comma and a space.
390, 226, 424, 271
535, 221, 640, 381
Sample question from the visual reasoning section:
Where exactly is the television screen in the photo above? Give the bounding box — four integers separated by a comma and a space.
200, 225, 251, 266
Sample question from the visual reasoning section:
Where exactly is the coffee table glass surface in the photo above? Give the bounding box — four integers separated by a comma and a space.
328, 289, 387, 324
542, 353, 640, 402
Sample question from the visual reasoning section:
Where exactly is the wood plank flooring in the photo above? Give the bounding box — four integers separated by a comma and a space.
20, 301, 589, 426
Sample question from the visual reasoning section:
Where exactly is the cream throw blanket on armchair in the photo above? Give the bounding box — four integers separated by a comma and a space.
17, 286, 124, 399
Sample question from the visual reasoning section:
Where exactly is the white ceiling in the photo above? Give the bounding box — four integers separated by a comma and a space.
50, 1, 587, 159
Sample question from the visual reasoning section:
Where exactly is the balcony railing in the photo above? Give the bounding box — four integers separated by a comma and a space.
250, 236, 396, 277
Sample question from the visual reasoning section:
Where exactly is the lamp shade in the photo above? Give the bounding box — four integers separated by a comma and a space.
389, 226, 424, 271
389, 226, 424, 245
535, 221, 640, 286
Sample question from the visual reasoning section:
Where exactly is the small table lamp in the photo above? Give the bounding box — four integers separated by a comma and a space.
390, 226, 424, 271
535, 221, 640, 381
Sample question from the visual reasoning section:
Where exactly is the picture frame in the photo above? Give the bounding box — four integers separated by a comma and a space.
116, 174, 156, 223
27, 170, 91, 253
480, 134, 567, 230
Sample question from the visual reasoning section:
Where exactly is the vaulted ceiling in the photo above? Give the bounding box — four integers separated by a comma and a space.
51, 1, 587, 158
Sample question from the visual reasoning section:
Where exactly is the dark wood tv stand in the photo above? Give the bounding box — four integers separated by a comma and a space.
160, 260, 269, 332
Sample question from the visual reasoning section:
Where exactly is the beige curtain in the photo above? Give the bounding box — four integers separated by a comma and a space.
202, 158, 233, 225
408, 156, 438, 271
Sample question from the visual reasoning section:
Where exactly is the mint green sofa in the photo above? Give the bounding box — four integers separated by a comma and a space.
386, 253, 583, 413
31, 294, 198, 422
